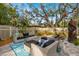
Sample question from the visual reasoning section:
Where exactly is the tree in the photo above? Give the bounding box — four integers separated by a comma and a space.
68, 4, 79, 42
24, 3, 56, 27
0, 3, 17, 25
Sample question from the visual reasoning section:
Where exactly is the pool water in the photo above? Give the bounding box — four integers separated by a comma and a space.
10, 42, 31, 56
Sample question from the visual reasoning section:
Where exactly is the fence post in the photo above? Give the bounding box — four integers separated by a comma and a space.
10, 26, 12, 37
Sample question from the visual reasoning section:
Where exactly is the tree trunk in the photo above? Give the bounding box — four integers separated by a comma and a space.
68, 19, 77, 42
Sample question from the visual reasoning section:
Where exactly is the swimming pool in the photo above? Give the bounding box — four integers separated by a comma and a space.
10, 42, 31, 56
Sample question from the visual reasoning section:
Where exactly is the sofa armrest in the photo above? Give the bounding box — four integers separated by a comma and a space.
31, 41, 58, 56
31, 43, 44, 56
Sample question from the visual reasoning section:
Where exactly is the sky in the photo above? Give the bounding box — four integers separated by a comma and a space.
11, 3, 58, 9
11, 3, 59, 15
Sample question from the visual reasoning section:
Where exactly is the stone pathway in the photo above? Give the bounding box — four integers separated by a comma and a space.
0, 43, 15, 56
63, 41, 79, 56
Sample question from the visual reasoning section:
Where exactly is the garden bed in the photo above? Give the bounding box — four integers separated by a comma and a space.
0, 37, 12, 47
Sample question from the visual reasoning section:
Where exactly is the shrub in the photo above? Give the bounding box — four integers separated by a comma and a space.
45, 30, 54, 35
60, 32, 67, 38
36, 29, 68, 37
36, 30, 54, 36
73, 39, 79, 46
36, 31, 44, 36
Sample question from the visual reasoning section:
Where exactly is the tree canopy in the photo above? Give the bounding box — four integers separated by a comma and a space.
0, 3, 79, 27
